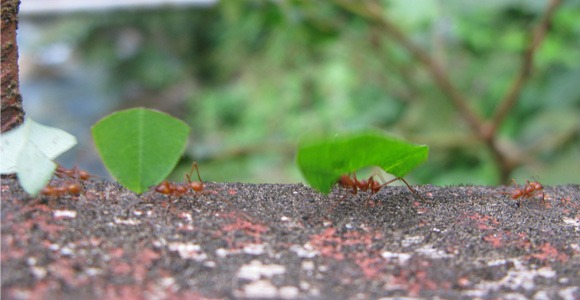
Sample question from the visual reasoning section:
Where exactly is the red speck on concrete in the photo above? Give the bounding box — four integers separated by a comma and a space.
529, 242, 569, 263
483, 233, 503, 248
391, 263, 439, 297
465, 212, 500, 230
309, 226, 386, 279
219, 212, 269, 249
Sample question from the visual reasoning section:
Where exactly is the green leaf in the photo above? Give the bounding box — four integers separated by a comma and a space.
296, 131, 429, 194
91, 107, 190, 193
0, 117, 77, 195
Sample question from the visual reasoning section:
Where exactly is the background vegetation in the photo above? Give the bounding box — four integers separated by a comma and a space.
21, 0, 580, 185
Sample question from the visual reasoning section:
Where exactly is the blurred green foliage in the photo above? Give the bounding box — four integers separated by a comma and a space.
42, 0, 580, 185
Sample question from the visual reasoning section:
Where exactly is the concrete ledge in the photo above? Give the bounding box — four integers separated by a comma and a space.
1, 178, 579, 299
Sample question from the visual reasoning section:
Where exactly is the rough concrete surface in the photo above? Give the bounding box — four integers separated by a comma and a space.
1, 177, 579, 299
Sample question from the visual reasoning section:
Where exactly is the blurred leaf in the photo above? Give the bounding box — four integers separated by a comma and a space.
296, 131, 429, 194
520, 108, 579, 154
522, 143, 580, 185
0, 118, 77, 195
543, 70, 580, 106
91, 108, 190, 193
387, 0, 437, 29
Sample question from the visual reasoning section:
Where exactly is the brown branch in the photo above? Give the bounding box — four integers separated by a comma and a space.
490, 0, 563, 137
336, 0, 563, 184
369, 28, 421, 103
336, 0, 486, 139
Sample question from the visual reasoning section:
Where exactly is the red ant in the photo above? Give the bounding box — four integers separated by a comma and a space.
338, 174, 382, 194
335, 172, 423, 206
40, 183, 81, 197
154, 162, 206, 197
55, 165, 92, 181
39, 166, 88, 198
506, 179, 545, 207
153, 162, 232, 207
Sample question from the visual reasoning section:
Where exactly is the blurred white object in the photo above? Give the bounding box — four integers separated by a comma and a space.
20, 0, 216, 15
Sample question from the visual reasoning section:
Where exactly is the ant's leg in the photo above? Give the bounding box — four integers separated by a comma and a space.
396, 178, 425, 201
362, 175, 375, 191
363, 193, 379, 207
524, 179, 532, 190
351, 173, 359, 194
185, 162, 194, 183
538, 190, 546, 207
192, 162, 203, 182
374, 172, 399, 192
397, 178, 418, 197
509, 178, 519, 189
71, 166, 82, 188
507, 178, 520, 198
71, 165, 79, 176
362, 177, 376, 206
327, 195, 348, 213
185, 161, 204, 184
374, 176, 424, 200
54, 165, 67, 179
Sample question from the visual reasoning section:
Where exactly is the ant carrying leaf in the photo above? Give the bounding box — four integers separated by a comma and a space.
92, 108, 190, 194
155, 162, 205, 197
40, 183, 81, 198
332, 170, 423, 209
297, 131, 428, 195
338, 173, 420, 197
153, 162, 232, 206
39, 165, 91, 198
55, 165, 93, 181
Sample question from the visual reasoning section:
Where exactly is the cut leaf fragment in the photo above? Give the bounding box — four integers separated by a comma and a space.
0, 118, 77, 195
296, 131, 429, 194
91, 107, 190, 194
17, 142, 57, 195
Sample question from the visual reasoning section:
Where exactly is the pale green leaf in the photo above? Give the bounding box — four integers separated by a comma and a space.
0, 117, 77, 195
17, 142, 57, 195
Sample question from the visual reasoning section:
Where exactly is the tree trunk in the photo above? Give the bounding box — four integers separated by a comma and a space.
1, 0, 24, 133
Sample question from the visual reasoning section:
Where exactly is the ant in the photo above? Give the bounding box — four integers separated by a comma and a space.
153, 162, 232, 207
55, 165, 92, 181
154, 162, 206, 197
336, 172, 423, 206
40, 165, 89, 198
40, 183, 81, 197
506, 179, 545, 207
338, 174, 383, 194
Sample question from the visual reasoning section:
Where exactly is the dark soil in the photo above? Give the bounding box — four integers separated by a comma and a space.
2, 177, 579, 299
